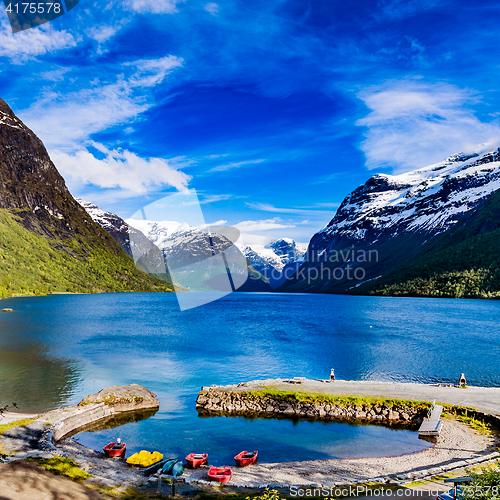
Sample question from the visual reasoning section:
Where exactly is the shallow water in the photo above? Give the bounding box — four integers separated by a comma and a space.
1, 292, 498, 463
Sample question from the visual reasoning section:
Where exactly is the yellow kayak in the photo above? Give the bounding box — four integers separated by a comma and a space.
126, 450, 163, 467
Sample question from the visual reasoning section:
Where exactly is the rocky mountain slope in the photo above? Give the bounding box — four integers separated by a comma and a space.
0, 98, 173, 296
361, 189, 500, 298
73, 211, 272, 292
279, 148, 500, 297
238, 239, 306, 288
128, 219, 273, 292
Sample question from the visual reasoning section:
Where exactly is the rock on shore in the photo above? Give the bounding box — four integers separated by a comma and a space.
78, 383, 159, 410
196, 388, 427, 424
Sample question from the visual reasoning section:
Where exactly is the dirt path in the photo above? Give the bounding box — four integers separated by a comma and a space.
215, 378, 500, 415
0, 412, 38, 425
181, 419, 496, 486
0, 460, 103, 500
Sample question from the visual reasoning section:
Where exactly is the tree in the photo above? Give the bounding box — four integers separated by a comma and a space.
463, 465, 500, 500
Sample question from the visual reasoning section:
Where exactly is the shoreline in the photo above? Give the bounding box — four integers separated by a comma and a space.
1, 380, 499, 493
199, 378, 500, 415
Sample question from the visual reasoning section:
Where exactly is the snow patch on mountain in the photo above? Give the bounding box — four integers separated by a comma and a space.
125, 219, 191, 248
0, 109, 23, 130
77, 199, 129, 233
237, 238, 307, 273
321, 147, 500, 241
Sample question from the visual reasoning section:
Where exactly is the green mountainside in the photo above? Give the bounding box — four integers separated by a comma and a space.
360, 189, 500, 299
0, 98, 173, 297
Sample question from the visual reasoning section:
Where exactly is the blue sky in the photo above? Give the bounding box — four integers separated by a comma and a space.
1, 0, 500, 247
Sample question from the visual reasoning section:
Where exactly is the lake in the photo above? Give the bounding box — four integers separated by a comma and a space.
1, 292, 499, 463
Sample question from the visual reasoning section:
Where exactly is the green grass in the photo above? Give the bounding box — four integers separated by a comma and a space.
240, 389, 431, 409
28, 456, 90, 482
0, 418, 35, 435
0, 209, 174, 297
446, 409, 494, 434
0, 417, 35, 455
364, 190, 500, 299
78, 393, 145, 407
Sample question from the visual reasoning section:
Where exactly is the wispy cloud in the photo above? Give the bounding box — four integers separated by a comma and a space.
123, 0, 185, 14
235, 218, 295, 232
125, 56, 184, 88
204, 3, 219, 15
309, 173, 350, 185
0, 20, 76, 62
209, 159, 266, 172
199, 194, 232, 204
247, 202, 335, 215
40, 67, 72, 81
314, 202, 341, 208
87, 23, 126, 54
356, 80, 500, 172
375, 0, 443, 21
51, 142, 191, 194
20, 56, 183, 151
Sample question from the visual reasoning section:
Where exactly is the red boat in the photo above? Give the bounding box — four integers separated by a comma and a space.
234, 450, 258, 467
208, 466, 232, 483
103, 442, 126, 458
185, 453, 208, 468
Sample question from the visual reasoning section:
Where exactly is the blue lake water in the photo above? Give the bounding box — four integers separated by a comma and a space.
1, 292, 499, 463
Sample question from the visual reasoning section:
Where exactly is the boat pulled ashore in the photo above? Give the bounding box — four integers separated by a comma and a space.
234, 450, 258, 467
208, 466, 232, 483
103, 442, 126, 458
185, 453, 208, 468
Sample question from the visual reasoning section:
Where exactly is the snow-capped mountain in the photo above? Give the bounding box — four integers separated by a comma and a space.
77, 200, 157, 262
126, 219, 274, 291
268, 238, 307, 266
79, 201, 306, 291
280, 147, 500, 293
124, 219, 191, 249
239, 239, 307, 288
319, 149, 500, 243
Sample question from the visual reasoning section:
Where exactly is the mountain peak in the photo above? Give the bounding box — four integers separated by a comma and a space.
280, 145, 500, 294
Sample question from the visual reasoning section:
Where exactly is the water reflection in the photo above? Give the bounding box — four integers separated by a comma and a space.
0, 347, 81, 412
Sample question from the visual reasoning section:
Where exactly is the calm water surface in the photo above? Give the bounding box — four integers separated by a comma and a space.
1, 292, 499, 463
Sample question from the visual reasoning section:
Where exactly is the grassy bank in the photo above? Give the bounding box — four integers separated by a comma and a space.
238, 389, 432, 410
0, 210, 173, 297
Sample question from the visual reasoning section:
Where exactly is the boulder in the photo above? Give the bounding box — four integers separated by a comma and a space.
78, 383, 159, 410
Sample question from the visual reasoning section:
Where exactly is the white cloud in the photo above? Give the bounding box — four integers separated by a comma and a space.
357, 80, 500, 172
247, 202, 334, 214
21, 85, 147, 151
126, 56, 184, 88
40, 67, 71, 81
204, 2, 219, 15
88, 25, 121, 44
0, 20, 76, 62
87, 23, 126, 54
209, 159, 266, 172
199, 194, 232, 204
314, 202, 341, 208
123, 0, 185, 14
51, 142, 191, 194
235, 218, 295, 232
19, 56, 183, 151
18, 55, 186, 197
233, 218, 294, 250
